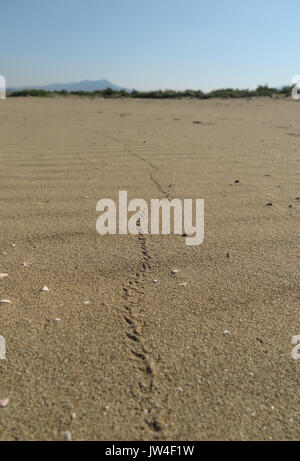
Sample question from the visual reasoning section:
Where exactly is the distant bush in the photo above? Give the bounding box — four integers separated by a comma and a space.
8, 85, 292, 100
9, 89, 51, 97
54, 89, 68, 95
254, 85, 277, 97
103, 87, 113, 97
276, 85, 292, 97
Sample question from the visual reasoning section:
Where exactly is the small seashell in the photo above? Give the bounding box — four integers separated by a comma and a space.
223, 330, 230, 335
0, 299, 11, 304
0, 398, 9, 408
178, 283, 186, 286
71, 412, 76, 420
22, 262, 32, 267
171, 270, 178, 274
55, 318, 61, 322
42, 285, 49, 292
177, 386, 183, 393
0, 273, 8, 279
1, 252, 7, 255
152, 279, 158, 283
83, 301, 90, 305
64, 430, 72, 441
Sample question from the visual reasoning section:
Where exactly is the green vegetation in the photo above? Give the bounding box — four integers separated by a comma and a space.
8, 89, 52, 97
8, 85, 293, 100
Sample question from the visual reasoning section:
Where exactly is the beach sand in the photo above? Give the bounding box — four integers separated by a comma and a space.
0, 96, 299, 440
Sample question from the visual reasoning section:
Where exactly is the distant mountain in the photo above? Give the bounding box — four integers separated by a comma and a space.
7, 79, 131, 93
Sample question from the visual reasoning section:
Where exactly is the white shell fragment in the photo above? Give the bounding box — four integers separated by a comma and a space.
0, 299, 11, 304
64, 430, 72, 441
179, 283, 186, 286
0, 398, 9, 408
42, 285, 49, 292
0, 273, 8, 279
83, 301, 90, 305
171, 270, 178, 274
152, 279, 158, 283
223, 330, 230, 335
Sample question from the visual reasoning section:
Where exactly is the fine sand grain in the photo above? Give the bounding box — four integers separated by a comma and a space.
0, 96, 299, 440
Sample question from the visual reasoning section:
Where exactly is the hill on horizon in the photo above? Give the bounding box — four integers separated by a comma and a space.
7, 79, 131, 93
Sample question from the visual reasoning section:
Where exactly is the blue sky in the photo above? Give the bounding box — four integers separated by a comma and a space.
1, 0, 300, 91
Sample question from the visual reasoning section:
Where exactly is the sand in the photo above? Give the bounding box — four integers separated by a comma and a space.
0, 96, 299, 440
